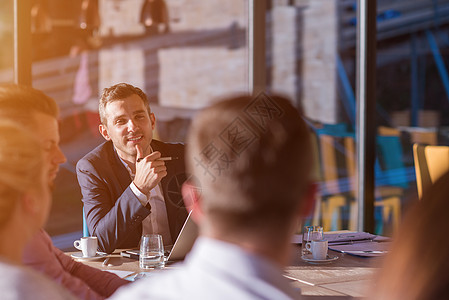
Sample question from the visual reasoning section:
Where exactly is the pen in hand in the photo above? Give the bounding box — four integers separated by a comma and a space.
137, 157, 179, 163
158, 157, 178, 161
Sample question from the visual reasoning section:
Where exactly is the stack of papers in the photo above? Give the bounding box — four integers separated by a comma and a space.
292, 231, 392, 257
329, 241, 391, 257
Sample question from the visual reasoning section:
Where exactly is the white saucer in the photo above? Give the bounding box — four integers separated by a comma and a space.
301, 254, 339, 264
71, 252, 108, 261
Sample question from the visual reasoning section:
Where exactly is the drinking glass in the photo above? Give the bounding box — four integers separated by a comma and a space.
140, 234, 165, 269
301, 225, 323, 257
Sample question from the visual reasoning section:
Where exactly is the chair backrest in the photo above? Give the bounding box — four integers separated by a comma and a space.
317, 133, 356, 197
83, 207, 90, 237
413, 144, 449, 199
376, 135, 408, 189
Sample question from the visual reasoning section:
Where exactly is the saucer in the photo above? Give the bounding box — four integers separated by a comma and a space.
71, 252, 108, 261
301, 254, 339, 264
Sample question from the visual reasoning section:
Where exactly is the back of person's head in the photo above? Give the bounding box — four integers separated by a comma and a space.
0, 83, 59, 120
99, 82, 151, 125
186, 94, 313, 239
0, 121, 44, 228
370, 170, 449, 300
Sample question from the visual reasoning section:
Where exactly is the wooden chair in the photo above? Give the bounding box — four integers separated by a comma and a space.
317, 133, 356, 231
317, 133, 404, 233
413, 144, 449, 199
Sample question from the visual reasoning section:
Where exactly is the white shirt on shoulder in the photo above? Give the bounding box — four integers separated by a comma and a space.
0, 258, 77, 300
111, 237, 302, 300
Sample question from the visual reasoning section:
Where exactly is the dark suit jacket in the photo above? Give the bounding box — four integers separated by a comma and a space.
76, 140, 188, 253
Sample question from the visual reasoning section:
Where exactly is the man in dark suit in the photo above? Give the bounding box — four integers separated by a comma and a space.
76, 83, 188, 253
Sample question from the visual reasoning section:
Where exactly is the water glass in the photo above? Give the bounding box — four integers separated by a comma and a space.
140, 234, 165, 269
302, 225, 323, 257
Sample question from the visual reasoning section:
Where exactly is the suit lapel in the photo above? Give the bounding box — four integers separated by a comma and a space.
151, 140, 170, 189
107, 141, 133, 191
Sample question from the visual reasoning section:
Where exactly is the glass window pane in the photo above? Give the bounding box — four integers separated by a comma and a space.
0, 0, 14, 83
30, 0, 248, 246
376, 0, 449, 235
267, 0, 358, 233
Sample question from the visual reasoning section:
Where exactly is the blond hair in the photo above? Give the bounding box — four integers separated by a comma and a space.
0, 121, 43, 227
370, 170, 449, 299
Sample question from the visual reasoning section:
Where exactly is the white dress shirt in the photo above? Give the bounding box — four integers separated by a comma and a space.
119, 156, 172, 246
110, 237, 303, 300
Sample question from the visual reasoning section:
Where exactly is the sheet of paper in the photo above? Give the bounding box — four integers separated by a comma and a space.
103, 270, 135, 279
329, 241, 392, 257
292, 231, 381, 244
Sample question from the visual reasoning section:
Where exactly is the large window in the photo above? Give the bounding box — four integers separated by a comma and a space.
27, 0, 248, 244
0, 1, 14, 82
4, 0, 449, 246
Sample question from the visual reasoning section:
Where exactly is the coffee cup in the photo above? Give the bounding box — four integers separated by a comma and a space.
74, 237, 98, 257
302, 225, 324, 257
305, 239, 328, 260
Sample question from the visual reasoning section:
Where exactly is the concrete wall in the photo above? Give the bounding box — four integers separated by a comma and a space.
97, 0, 338, 122
300, 0, 338, 123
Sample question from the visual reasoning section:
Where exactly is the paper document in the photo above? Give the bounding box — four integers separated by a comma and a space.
293, 231, 384, 245
329, 240, 392, 257
103, 270, 135, 279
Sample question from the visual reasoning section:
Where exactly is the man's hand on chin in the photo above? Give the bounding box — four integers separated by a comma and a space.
133, 144, 167, 194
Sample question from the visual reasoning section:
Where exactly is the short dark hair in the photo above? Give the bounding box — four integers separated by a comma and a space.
99, 83, 151, 125
186, 94, 313, 234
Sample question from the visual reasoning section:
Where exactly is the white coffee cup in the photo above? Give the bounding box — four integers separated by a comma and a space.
74, 237, 98, 257
305, 239, 328, 260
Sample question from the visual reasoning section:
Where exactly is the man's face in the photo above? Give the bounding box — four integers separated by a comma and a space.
33, 112, 67, 186
30, 156, 53, 229
99, 94, 155, 162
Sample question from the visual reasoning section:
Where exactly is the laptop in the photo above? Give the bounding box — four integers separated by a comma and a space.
166, 210, 199, 262
121, 211, 199, 262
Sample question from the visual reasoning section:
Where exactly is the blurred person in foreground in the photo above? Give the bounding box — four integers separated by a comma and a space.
0, 121, 76, 300
369, 170, 449, 300
0, 84, 128, 300
111, 94, 316, 299
76, 83, 187, 253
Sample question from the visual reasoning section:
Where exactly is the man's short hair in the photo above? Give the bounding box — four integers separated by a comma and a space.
0, 121, 43, 227
186, 94, 313, 233
0, 83, 59, 118
99, 83, 151, 125
0, 84, 59, 130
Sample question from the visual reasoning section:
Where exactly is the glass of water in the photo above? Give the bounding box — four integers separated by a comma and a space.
139, 234, 165, 269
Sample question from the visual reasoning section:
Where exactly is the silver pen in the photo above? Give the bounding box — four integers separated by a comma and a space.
158, 157, 179, 161
137, 157, 179, 163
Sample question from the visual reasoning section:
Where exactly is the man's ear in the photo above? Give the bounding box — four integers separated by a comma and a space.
182, 181, 203, 223
150, 113, 156, 130
99, 124, 111, 141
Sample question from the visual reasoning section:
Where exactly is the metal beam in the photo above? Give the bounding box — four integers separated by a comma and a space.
411, 33, 419, 126
426, 30, 449, 101
14, 0, 32, 86
356, 0, 376, 233
248, 0, 266, 95
337, 54, 356, 128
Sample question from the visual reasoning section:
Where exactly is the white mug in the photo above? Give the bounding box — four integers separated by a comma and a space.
305, 239, 328, 260
74, 237, 98, 257
302, 226, 323, 257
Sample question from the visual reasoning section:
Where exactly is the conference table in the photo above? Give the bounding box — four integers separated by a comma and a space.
67, 234, 385, 299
